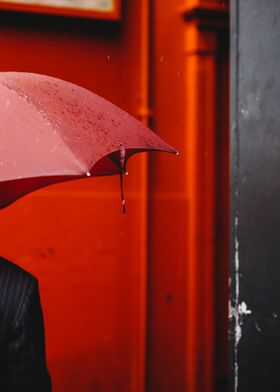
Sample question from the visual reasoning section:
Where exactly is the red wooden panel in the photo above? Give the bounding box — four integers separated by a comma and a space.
0, 3, 147, 391
147, 1, 229, 392
0, 178, 143, 391
0, 1, 229, 391
147, 0, 187, 390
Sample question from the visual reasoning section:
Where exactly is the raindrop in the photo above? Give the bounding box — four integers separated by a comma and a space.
255, 323, 261, 332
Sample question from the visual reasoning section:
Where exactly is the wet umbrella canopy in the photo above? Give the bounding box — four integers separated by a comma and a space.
0, 72, 177, 210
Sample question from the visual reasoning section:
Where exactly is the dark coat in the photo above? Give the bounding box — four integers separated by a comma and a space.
0, 257, 51, 391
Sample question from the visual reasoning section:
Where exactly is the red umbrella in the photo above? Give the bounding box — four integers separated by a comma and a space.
0, 72, 177, 211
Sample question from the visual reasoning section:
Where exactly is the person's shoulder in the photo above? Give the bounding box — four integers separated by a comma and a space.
0, 256, 37, 287
0, 257, 38, 337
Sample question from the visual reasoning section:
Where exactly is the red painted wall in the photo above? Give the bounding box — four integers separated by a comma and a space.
0, 3, 153, 391
147, 0, 187, 390
0, 1, 229, 391
147, 1, 229, 391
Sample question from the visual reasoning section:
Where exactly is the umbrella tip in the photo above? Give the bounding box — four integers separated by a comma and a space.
86, 172, 91, 177
125, 171, 129, 176
175, 151, 180, 157
122, 199, 126, 214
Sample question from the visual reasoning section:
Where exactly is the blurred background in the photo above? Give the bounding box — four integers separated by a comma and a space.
0, 0, 229, 391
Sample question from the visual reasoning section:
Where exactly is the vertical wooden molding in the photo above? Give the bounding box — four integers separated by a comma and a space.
181, 0, 231, 383
136, 0, 150, 390
185, 24, 217, 392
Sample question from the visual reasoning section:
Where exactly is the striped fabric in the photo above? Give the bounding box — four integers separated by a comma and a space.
0, 257, 51, 391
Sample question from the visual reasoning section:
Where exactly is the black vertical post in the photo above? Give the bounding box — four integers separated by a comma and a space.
230, 1, 280, 391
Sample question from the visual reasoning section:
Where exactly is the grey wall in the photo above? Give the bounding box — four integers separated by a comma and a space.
230, 1, 280, 391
